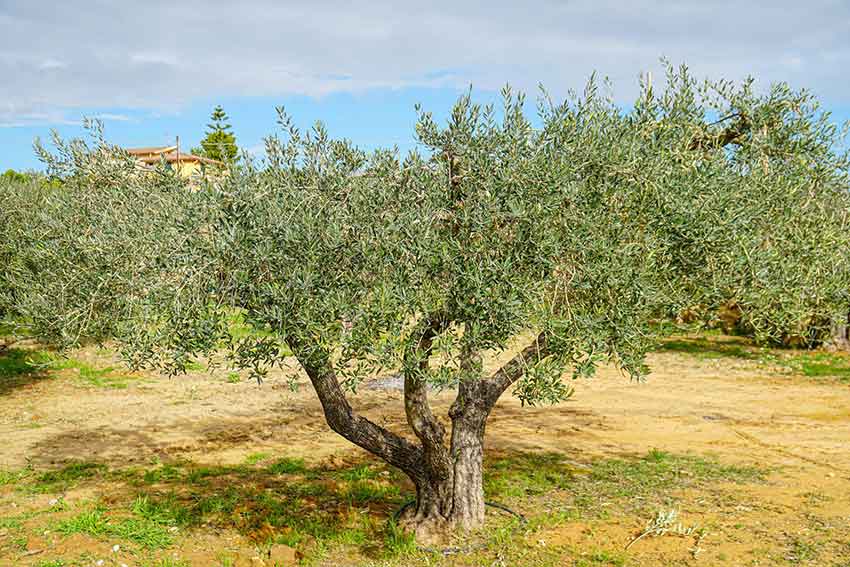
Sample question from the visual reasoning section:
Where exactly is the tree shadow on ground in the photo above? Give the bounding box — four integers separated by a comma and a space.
3, 449, 767, 563
656, 335, 759, 360
0, 346, 54, 395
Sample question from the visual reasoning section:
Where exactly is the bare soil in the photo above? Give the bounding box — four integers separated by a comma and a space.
1, 336, 849, 566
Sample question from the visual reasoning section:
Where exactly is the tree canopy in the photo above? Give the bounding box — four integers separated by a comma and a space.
2, 64, 848, 539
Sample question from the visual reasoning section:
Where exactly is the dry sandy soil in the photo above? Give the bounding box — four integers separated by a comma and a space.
1, 335, 849, 566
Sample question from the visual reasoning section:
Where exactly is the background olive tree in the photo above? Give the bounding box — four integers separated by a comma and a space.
3, 65, 849, 540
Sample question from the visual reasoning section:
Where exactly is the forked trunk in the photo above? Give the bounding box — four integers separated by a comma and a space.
399, 414, 486, 542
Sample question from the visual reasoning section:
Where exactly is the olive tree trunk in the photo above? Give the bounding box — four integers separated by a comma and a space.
830, 311, 850, 350
286, 332, 547, 541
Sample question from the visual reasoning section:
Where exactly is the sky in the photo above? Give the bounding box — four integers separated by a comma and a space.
1, 0, 849, 171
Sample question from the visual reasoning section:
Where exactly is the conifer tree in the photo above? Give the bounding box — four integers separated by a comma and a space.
196, 105, 238, 163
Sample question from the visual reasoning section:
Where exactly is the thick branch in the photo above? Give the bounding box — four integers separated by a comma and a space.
286, 336, 425, 480
479, 333, 549, 412
403, 315, 451, 479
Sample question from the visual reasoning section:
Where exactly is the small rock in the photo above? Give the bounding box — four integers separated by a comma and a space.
96, 561, 104, 566
112, 544, 120, 552
48, 498, 58, 506
10, 503, 17, 508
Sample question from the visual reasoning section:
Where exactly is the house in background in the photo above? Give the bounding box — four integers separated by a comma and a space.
125, 144, 224, 178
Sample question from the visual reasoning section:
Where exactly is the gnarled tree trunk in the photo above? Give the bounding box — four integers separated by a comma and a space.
286, 330, 549, 543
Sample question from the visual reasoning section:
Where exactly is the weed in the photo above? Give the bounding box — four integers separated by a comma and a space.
625, 508, 702, 550
141, 560, 191, 567
0, 468, 29, 486
226, 372, 242, 383
574, 550, 627, 566
788, 537, 820, 563
338, 464, 379, 481
0, 516, 23, 530
142, 463, 183, 484
267, 457, 307, 475
344, 480, 400, 505
244, 452, 271, 465
382, 518, 416, 558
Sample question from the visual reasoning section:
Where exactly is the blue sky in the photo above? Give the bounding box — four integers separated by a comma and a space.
2, 0, 849, 171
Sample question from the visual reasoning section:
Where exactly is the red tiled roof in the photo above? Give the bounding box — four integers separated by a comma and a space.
134, 151, 223, 165
123, 146, 224, 166
125, 146, 177, 156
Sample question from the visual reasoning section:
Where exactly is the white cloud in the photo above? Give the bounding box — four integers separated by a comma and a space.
38, 58, 67, 70
0, 0, 848, 125
92, 113, 133, 122
130, 52, 179, 66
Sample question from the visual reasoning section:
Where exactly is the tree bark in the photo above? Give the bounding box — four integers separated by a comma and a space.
399, 382, 487, 540
400, 316, 454, 539
285, 336, 425, 482
830, 311, 850, 351
286, 330, 550, 542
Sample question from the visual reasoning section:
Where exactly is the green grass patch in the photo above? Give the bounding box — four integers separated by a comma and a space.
0, 467, 30, 486
573, 549, 628, 566
244, 452, 271, 465
12, 450, 766, 564
585, 448, 764, 499
105, 458, 406, 561
784, 351, 850, 381
55, 504, 173, 549
267, 457, 308, 475
141, 463, 184, 484
381, 518, 416, 558
49, 357, 135, 389
486, 449, 765, 513
337, 464, 379, 481
0, 348, 53, 377
343, 480, 400, 505
32, 461, 106, 493
0, 348, 54, 393
658, 333, 850, 382
1, 347, 141, 391
657, 337, 759, 360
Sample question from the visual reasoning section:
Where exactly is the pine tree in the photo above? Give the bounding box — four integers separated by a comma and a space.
196, 105, 238, 163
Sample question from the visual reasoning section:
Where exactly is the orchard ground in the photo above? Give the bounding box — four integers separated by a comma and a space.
1, 332, 849, 566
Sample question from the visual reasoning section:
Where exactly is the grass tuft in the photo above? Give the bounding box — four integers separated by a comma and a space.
267, 457, 307, 475
33, 461, 106, 493
55, 504, 174, 549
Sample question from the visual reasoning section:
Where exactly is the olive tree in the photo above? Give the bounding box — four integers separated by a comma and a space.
5, 66, 849, 539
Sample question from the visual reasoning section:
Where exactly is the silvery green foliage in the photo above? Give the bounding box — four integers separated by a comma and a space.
3, 65, 849, 404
